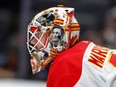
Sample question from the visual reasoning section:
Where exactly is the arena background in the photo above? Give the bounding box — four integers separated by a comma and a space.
0, 0, 116, 86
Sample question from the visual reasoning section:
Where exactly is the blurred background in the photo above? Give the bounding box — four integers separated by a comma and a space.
0, 0, 116, 87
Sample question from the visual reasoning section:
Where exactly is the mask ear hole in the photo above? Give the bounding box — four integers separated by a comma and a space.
65, 9, 69, 12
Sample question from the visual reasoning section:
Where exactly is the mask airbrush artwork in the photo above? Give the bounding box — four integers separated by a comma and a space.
27, 5, 80, 74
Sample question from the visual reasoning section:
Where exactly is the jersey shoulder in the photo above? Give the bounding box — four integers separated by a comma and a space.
47, 40, 91, 87
51, 40, 91, 69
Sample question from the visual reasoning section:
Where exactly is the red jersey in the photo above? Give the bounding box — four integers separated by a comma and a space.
47, 41, 116, 87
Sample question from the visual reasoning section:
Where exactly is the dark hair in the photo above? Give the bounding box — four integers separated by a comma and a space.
51, 25, 65, 38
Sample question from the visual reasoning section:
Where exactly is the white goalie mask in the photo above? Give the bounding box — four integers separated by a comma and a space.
27, 5, 80, 74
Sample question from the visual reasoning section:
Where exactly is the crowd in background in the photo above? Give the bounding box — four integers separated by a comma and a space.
0, 0, 116, 81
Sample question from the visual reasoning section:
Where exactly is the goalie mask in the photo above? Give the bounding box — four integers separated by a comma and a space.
27, 5, 80, 74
